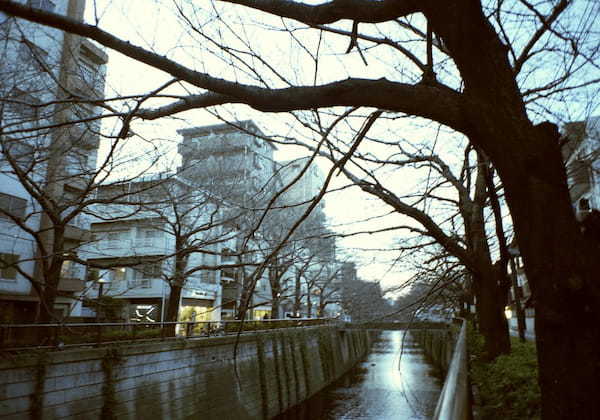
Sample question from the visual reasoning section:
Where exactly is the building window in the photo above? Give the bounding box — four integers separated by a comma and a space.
137, 229, 161, 247
0, 192, 27, 220
3, 88, 40, 121
78, 58, 98, 87
103, 230, 128, 248
86, 267, 99, 283
0, 253, 19, 280
1, 139, 35, 170
201, 271, 216, 284
60, 260, 74, 278
130, 262, 161, 288
28, 0, 56, 12
113, 267, 127, 283
96, 184, 129, 201
65, 149, 89, 175
18, 38, 48, 72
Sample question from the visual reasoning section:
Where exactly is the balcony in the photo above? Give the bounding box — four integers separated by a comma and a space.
221, 283, 239, 303
568, 159, 592, 202
57, 276, 85, 292
64, 223, 91, 242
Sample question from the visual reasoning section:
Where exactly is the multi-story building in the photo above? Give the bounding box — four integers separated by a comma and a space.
563, 115, 600, 218
177, 120, 279, 209
176, 121, 279, 320
279, 156, 325, 210
506, 115, 599, 337
0, 0, 108, 322
77, 174, 224, 324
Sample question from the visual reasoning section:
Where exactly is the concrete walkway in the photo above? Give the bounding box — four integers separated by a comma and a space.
509, 327, 536, 341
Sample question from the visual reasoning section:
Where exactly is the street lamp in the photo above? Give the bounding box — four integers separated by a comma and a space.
96, 277, 108, 321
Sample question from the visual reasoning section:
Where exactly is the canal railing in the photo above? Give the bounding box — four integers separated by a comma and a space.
0, 318, 335, 351
433, 318, 471, 420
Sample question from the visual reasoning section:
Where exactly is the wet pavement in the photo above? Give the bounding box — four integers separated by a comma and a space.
275, 330, 442, 419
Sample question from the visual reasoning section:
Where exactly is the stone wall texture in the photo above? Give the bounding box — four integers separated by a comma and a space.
0, 326, 373, 419
412, 327, 455, 373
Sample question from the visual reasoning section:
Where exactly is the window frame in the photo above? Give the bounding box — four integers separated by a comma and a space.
28, 0, 56, 12
0, 192, 27, 220
0, 253, 19, 280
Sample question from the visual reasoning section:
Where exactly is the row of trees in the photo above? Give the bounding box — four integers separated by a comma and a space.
1, 1, 599, 417
0, 6, 343, 328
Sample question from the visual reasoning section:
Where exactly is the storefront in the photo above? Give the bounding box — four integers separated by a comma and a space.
252, 307, 272, 320
128, 298, 162, 323
177, 298, 215, 336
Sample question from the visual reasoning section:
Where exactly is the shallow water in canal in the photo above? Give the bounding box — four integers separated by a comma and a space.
275, 330, 442, 420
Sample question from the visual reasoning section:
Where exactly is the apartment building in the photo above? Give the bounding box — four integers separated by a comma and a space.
0, 0, 108, 322
563, 115, 600, 218
77, 174, 225, 324
177, 121, 281, 319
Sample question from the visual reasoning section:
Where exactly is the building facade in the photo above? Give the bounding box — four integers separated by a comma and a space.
563, 116, 600, 218
77, 175, 224, 326
0, 0, 108, 322
177, 121, 280, 320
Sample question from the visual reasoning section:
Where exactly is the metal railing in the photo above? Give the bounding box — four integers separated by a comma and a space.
433, 318, 471, 420
0, 318, 334, 352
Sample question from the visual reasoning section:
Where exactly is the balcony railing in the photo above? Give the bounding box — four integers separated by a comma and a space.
57, 276, 85, 292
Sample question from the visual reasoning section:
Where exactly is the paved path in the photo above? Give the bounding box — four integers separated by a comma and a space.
509, 327, 536, 341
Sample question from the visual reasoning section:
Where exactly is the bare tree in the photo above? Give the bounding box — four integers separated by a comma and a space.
3, 1, 600, 415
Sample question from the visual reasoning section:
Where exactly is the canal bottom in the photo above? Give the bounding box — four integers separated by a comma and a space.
274, 330, 442, 420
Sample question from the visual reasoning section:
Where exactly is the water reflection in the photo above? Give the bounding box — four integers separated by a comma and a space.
275, 330, 441, 420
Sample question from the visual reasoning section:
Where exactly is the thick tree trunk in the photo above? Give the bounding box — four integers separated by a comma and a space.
35, 245, 64, 344
426, 3, 600, 414
293, 272, 302, 316
36, 227, 66, 328
37, 269, 60, 324
466, 156, 511, 359
165, 250, 188, 335
493, 127, 600, 419
270, 297, 280, 319
236, 274, 253, 320
165, 284, 182, 336
475, 267, 511, 359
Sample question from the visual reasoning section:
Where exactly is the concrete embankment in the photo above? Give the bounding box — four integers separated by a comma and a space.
412, 327, 455, 374
413, 322, 471, 420
0, 326, 374, 419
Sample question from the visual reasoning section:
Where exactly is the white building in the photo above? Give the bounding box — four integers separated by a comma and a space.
77, 174, 225, 324
279, 157, 325, 210
177, 121, 278, 320
0, 0, 108, 322
563, 115, 600, 218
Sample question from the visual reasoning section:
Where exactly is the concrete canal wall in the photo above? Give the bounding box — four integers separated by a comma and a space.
412, 327, 455, 374
0, 327, 373, 419
413, 322, 471, 420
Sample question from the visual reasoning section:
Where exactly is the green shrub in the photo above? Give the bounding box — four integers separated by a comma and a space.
468, 324, 541, 419
59, 327, 163, 345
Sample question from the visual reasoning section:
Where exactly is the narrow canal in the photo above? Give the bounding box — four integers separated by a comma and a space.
275, 330, 442, 419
